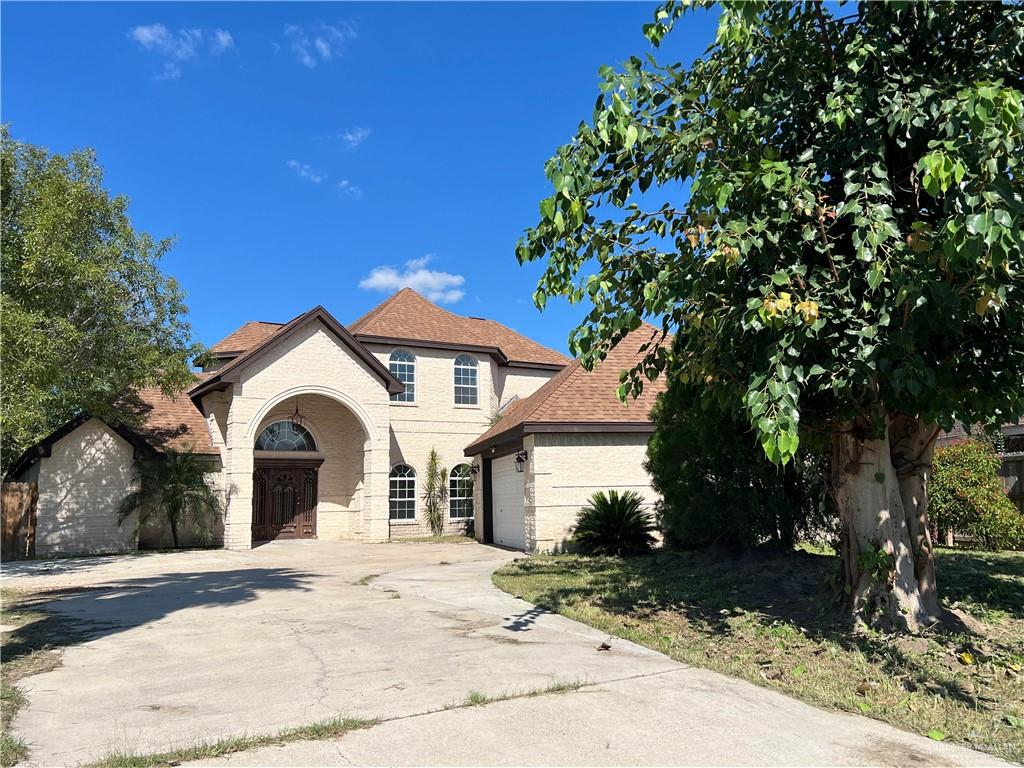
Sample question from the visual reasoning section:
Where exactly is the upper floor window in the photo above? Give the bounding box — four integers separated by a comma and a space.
389, 464, 416, 520
449, 464, 474, 519
254, 421, 317, 452
389, 350, 416, 403
454, 354, 479, 405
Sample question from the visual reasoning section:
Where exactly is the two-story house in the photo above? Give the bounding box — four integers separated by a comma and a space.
7, 289, 665, 555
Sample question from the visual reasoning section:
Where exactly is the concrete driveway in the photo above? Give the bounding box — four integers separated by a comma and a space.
4, 541, 1004, 767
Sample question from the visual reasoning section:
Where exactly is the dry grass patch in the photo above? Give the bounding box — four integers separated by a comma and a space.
1, 587, 112, 766
493, 547, 1024, 763
84, 716, 379, 768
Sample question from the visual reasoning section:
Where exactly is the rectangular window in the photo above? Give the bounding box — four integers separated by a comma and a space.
389, 351, 416, 403
389, 466, 416, 520
449, 465, 474, 519
454, 356, 478, 406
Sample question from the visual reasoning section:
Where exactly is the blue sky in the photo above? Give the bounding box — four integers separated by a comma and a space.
2, 2, 718, 356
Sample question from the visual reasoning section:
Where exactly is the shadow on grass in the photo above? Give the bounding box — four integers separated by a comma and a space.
934, 548, 1024, 619
501, 547, 1022, 709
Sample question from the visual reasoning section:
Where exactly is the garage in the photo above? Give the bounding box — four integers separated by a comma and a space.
490, 453, 526, 549
465, 324, 668, 553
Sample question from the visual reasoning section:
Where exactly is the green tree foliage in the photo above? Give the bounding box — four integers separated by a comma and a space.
117, 449, 222, 549
572, 490, 656, 556
1, 128, 201, 473
421, 448, 449, 536
517, 1, 1023, 629
930, 440, 1024, 551
647, 371, 829, 550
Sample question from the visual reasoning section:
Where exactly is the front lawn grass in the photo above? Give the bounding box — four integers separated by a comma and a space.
493, 547, 1024, 763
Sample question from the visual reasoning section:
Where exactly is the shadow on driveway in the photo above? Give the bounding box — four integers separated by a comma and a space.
5, 567, 316, 661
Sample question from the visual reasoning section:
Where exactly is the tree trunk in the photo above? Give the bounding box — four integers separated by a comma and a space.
169, 514, 180, 549
831, 413, 940, 631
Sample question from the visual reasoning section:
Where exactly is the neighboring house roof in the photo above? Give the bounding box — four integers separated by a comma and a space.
349, 288, 569, 369
190, 305, 404, 406
4, 386, 217, 480
209, 321, 283, 355
465, 323, 669, 456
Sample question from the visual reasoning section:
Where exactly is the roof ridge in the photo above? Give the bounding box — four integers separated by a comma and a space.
349, 291, 404, 332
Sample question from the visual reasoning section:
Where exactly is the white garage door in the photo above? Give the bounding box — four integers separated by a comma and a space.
491, 453, 526, 550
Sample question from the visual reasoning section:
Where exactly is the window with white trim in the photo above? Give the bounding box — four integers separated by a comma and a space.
389, 350, 416, 403
389, 464, 416, 520
254, 421, 317, 452
454, 354, 478, 405
449, 464, 474, 519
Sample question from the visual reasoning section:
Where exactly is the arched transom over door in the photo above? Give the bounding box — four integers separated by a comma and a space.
252, 421, 322, 541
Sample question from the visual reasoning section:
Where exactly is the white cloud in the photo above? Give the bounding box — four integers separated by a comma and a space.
284, 22, 356, 68
210, 29, 234, 54
128, 24, 234, 79
338, 127, 371, 149
287, 160, 325, 184
156, 62, 183, 81
336, 179, 363, 199
359, 256, 465, 304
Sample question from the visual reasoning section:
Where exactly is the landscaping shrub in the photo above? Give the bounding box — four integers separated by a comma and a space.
117, 448, 222, 548
646, 377, 830, 550
930, 440, 1024, 551
571, 490, 656, 556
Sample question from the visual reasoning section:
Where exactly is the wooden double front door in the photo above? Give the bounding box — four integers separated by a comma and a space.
252, 460, 321, 541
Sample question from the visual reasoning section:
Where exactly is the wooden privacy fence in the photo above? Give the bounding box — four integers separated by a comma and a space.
2, 481, 38, 560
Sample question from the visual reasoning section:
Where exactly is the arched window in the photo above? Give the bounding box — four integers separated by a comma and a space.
389, 464, 416, 520
449, 464, 474, 519
389, 349, 416, 403
255, 421, 316, 452
453, 354, 478, 405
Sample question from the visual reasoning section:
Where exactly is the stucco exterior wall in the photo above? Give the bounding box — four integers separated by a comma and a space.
33, 418, 138, 556
527, 431, 658, 553
220, 322, 392, 549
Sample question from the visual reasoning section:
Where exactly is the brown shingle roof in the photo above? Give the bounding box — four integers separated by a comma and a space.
350, 289, 569, 368
465, 324, 669, 455
121, 386, 218, 454
209, 321, 283, 355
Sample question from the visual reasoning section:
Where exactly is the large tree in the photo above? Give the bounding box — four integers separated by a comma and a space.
517, 2, 1024, 630
1, 128, 201, 472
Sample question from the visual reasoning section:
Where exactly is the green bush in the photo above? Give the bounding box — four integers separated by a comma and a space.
571, 490, 656, 556
930, 440, 1024, 551
646, 377, 830, 550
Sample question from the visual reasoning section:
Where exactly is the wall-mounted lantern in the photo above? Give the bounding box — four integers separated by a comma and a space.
514, 450, 528, 473
470, 463, 480, 475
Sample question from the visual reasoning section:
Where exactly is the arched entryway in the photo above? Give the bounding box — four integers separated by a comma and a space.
252, 422, 323, 541
250, 394, 370, 543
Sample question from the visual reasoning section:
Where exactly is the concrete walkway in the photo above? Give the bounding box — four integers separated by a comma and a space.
5, 541, 1006, 767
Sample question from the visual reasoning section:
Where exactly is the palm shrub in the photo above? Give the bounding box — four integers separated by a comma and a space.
421, 448, 448, 537
117, 448, 222, 548
572, 490, 655, 556
930, 440, 1024, 551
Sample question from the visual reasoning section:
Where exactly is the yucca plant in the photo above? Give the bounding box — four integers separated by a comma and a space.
571, 490, 656, 556
422, 448, 448, 536
117, 448, 222, 548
